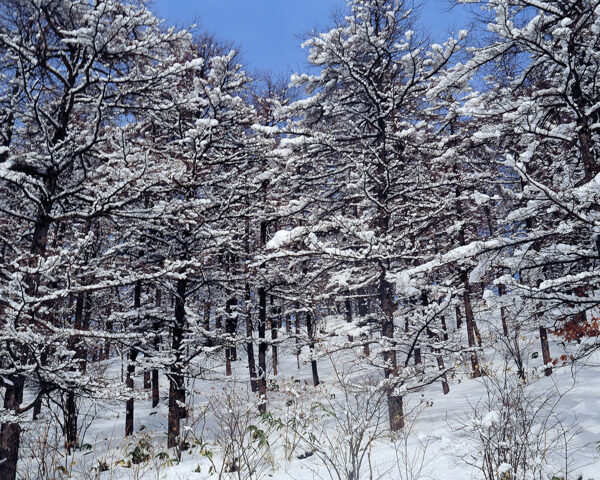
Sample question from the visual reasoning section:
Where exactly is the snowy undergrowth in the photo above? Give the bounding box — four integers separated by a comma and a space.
15, 329, 600, 480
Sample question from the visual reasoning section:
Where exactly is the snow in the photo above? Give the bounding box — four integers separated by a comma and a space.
18, 334, 600, 480
266, 227, 307, 250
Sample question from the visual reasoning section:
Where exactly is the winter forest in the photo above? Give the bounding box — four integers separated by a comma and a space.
0, 0, 599, 478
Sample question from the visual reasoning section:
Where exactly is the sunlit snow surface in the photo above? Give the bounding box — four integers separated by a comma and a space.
17, 326, 600, 479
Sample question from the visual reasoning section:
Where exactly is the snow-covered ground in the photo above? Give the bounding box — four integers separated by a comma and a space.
17, 330, 600, 480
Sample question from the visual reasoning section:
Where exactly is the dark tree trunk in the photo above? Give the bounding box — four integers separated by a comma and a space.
152, 288, 162, 408
306, 311, 320, 386
64, 291, 87, 448
462, 272, 481, 378
379, 272, 403, 431
246, 285, 258, 393
539, 326, 553, 376
345, 298, 354, 342
257, 285, 268, 413
225, 297, 237, 377
436, 311, 451, 394
499, 284, 509, 336
437, 355, 450, 395
125, 281, 142, 437
243, 214, 258, 391
1, 190, 54, 479
204, 302, 213, 347
295, 303, 301, 369
473, 316, 483, 347
33, 348, 49, 420
104, 292, 115, 360
358, 292, 370, 356
0, 376, 25, 480
168, 278, 187, 448
32, 386, 42, 420
65, 391, 77, 453
455, 305, 463, 330
440, 316, 449, 341
414, 347, 422, 366
256, 220, 269, 413
152, 368, 160, 408
271, 302, 279, 376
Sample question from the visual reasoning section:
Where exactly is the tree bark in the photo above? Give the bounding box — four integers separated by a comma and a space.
440, 315, 449, 341
225, 297, 237, 377
306, 311, 320, 386
256, 220, 269, 413
152, 288, 162, 408
168, 278, 187, 448
295, 303, 301, 370
0, 376, 25, 480
499, 284, 509, 337
437, 355, 450, 395
0, 184, 55, 479
345, 298, 354, 342
462, 272, 481, 378
204, 301, 213, 347
455, 305, 463, 330
358, 292, 370, 356
64, 291, 87, 449
379, 272, 403, 431
65, 391, 77, 453
143, 371, 151, 390
271, 301, 279, 376
246, 285, 258, 393
125, 281, 141, 437
257, 285, 268, 413
539, 326, 553, 376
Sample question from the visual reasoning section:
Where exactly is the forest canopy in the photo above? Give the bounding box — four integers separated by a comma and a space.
0, 1, 599, 479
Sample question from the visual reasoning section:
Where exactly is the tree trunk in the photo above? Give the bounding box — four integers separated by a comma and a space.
499, 284, 509, 337
64, 291, 87, 448
462, 272, 481, 378
345, 298, 354, 342
437, 322, 450, 392
204, 301, 213, 347
414, 347, 422, 366
306, 311, 320, 386
295, 303, 301, 370
380, 273, 403, 431
225, 297, 237, 377
257, 285, 268, 413
358, 292, 370, 356
152, 288, 161, 408
440, 316, 449, 341
455, 305, 463, 330
0, 376, 25, 480
271, 302, 279, 377
168, 278, 187, 448
1, 195, 54, 476
32, 385, 42, 420
125, 281, 142, 437
246, 286, 258, 393
65, 391, 78, 453
539, 326, 553, 376
104, 292, 115, 360
437, 354, 450, 395
256, 220, 269, 413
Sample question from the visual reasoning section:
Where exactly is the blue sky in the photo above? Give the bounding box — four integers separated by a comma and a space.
151, 0, 470, 77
